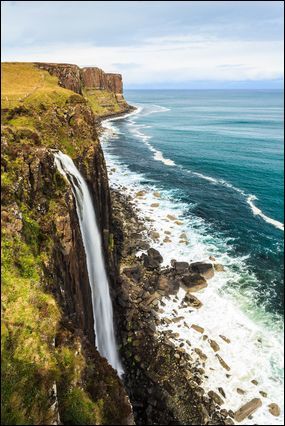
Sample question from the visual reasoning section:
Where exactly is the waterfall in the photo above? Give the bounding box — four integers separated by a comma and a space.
54, 151, 123, 376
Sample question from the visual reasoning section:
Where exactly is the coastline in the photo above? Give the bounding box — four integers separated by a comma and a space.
99, 104, 284, 425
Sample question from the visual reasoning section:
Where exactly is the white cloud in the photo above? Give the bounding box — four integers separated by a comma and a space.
2, 37, 283, 86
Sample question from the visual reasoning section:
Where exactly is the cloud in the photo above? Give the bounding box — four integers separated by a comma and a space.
1, 1, 284, 88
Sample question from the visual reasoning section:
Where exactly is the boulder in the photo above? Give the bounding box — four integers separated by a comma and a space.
123, 265, 142, 282
219, 335, 231, 344
190, 261, 215, 279
268, 403, 280, 417
142, 248, 163, 269
182, 274, 208, 292
174, 261, 189, 274
234, 398, 262, 422
208, 390, 224, 406
167, 214, 177, 220
150, 231, 160, 240
216, 354, 230, 371
214, 263, 225, 272
208, 339, 220, 352
191, 324, 204, 334
182, 293, 203, 309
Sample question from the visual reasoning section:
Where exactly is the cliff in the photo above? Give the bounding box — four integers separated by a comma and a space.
1, 62, 133, 425
1, 62, 233, 426
35, 62, 129, 117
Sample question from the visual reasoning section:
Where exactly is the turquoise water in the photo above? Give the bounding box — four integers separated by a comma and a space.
109, 90, 284, 315
101, 89, 284, 424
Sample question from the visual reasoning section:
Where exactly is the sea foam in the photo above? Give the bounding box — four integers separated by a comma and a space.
100, 107, 284, 425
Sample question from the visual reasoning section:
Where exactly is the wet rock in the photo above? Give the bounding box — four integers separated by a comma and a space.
172, 316, 184, 323
136, 190, 146, 197
157, 276, 169, 291
142, 248, 163, 269
208, 390, 224, 406
259, 391, 267, 398
194, 348, 207, 361
214, 263, 225, 272
216, 354, 230, 371
153, 192, 161, 198
208, 339, 220, 352
190, 261, 215, 279
182, 293, 203, 309
182, 274, 208, 292
224, 419, 235, 425
191, 324, 204, 334
209, 255, 216, 261
218, 387, 226, 398
268, 403, 280, 417
175, 220, 183, 225
151, 203, 160, 207
234, 398, 262, 422
167, 214, 177, 221
251, 379, 258, 385
150, 231, 160, 240
219, 335, 231, 344
174, 261, 189, 274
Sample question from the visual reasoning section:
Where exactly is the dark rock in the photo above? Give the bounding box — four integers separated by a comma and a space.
182, 293, 203, 309
190, 261, 215, 279
208, 390, 224, 406
123, 265, 143, 282
174, 261, 189, 274
142, 248, 163, 269
182, 274, 208, 292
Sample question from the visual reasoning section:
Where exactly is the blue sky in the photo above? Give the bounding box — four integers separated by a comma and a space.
1, 1, 284, 89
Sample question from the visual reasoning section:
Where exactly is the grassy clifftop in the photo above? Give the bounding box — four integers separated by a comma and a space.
1, 62, 132, 425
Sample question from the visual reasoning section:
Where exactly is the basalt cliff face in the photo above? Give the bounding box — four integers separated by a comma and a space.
35, 62, 127, 117
1, 62, 133, 425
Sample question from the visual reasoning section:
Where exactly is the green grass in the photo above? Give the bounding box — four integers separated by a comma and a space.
1, 63, 77, 110
82, 88, 121, 115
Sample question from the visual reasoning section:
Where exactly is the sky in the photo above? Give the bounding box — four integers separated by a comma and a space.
1, 1, 284, 89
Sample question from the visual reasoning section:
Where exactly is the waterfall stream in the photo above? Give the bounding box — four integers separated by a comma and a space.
54, 151, 123, 376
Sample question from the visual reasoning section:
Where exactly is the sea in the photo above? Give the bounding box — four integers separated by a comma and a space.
100, 89, 284, 425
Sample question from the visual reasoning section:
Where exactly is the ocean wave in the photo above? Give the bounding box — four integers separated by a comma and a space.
247, 195, 284, 232
100, 148, 284, 425
103, 105, 284, 233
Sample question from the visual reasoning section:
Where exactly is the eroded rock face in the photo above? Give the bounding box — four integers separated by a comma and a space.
36, 63, 124, 95
81, 67, 123, 93
36, 62, 82, 93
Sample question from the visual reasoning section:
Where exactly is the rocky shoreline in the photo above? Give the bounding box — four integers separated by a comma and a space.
110, 189, 237, 425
